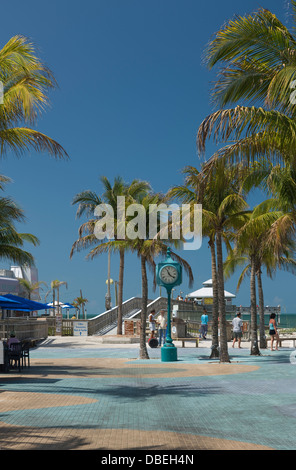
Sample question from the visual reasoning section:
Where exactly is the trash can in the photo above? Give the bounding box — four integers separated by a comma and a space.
171, 319, 186, 339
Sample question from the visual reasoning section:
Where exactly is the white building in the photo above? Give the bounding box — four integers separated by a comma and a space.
0, 266, 40, 300
188, 279, 236, 306
0, 269, 20, 296
11, 265, 40, 300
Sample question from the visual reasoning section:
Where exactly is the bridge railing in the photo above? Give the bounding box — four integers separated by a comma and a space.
87, 297, 146, 335
87, 296, 197, 335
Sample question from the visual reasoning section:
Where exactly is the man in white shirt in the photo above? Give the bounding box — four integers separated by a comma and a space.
157, 310, 167, 346
232, 312, 243, 348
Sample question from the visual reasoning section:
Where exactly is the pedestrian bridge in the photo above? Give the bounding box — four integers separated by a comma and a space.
88, 297, 169, 336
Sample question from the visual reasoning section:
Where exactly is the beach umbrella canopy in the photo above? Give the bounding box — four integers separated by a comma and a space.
2, 294, 50, 311
62, 303, 75, 309
0, 296, 29, 310
47, 302, 75, 309
0, 295, 20, 303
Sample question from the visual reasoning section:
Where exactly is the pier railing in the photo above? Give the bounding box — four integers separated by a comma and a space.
87, 296, 196, 335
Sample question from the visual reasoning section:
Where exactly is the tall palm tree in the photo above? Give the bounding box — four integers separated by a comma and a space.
128, 192, 194, 360
0, 35, 68, 159
224, 200, 290, 355
71, 176, 150, 334
48, 280, 68, 316
168, 161, 248, 361
241, 161, 296, 346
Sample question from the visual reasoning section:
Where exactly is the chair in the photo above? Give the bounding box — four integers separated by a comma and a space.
21, 342, 30, 368
8, 342, 22, 372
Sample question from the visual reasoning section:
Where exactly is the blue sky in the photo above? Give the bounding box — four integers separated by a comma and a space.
0, 0, 295, 314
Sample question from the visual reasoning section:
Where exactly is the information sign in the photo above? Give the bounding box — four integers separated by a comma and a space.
73, 321, 88, 336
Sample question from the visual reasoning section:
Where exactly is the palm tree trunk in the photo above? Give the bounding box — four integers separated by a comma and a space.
106, 246, 111, 310
140, 255, 149, 359
80, 290, 85, 319
117, 248, 124, 335
250, 255, 260, 355
216, 231, 230, 363
256, 266, 267, 349
57, 287, 60, 317
209, 239, 219, 359
52, 290, 56, 317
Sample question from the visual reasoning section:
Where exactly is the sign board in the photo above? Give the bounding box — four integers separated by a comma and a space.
55, 313, 63, 335
73, 321, 88, 336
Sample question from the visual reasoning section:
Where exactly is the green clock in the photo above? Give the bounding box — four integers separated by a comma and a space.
159, 265, 178, 285
156, 248, 182, 363
156, 248, 182, 289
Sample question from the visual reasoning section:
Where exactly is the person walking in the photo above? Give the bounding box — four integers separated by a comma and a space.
232, 312, 243, 348
269, 313, 279, 351
200, 309, 208, 339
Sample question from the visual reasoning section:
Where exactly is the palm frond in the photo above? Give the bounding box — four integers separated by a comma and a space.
0, 127, 68, 159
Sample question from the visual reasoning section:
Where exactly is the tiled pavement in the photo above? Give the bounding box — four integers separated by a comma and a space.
1, 337, 296, 451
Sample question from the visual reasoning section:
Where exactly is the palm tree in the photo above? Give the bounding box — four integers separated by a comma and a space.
213, 194, 249, 362
0, 35, 68, 159
18, 279, 47, 300
202, 5, 296, 115
73, 292, 88, 319
224, 200, 291, 355
126, 191, 194, 360
48, 280, 68, 316
0, 197, 39, 266
168, 161, 248, 361
71, 176, 150, 334
241, 162, 296, 347
197, 4, 296, 174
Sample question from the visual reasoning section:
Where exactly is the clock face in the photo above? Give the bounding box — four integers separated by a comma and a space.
160, 265, 178, 284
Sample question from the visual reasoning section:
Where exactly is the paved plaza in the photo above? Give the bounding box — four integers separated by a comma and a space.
0, 336, 296, 452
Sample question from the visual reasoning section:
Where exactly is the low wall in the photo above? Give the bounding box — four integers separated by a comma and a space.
0, 318, 48, 342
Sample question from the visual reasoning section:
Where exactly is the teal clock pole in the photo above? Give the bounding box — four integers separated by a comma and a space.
161, 285, 177, 362
156, 248, 182, 363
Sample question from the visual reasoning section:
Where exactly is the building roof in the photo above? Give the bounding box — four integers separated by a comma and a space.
188, 279, 236, 299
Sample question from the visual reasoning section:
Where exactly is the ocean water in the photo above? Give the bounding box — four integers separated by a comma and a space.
65, 312, 296, 330
226, 313, 296, 329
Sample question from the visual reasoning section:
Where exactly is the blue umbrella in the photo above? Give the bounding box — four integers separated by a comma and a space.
2, 294, 50, 311
0, 295, 20, 304
0, 296, 26, 310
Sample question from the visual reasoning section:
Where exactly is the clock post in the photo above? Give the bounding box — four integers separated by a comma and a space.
156, 247, 182, 362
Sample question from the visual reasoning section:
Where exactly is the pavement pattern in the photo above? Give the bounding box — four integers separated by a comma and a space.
0, 336, 296, 451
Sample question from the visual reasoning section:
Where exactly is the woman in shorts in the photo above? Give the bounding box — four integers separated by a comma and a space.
269, 313, 279, 351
